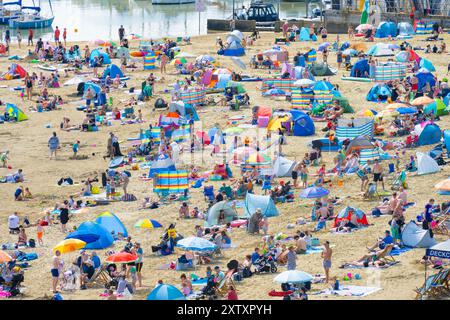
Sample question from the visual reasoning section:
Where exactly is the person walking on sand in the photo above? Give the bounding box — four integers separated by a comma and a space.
51, 250, 62, 293
48, 132, 60, 160
321, 240, 332, 283
36, 219, 44, 246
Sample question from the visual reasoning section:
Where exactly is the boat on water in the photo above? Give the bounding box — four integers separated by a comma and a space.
151, 0, 195, 5
8, 0, 54, 29
234, 0, 279, 22
0, 0, 23, 24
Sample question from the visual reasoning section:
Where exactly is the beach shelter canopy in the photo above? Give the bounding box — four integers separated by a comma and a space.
273, 270, 313, 284
366, 83, 392, 102
397, 22, 414, 36
116, 46, 130, 59
66, 221, 114, 250
415, 70, 436, 92
89, 49, 111, 66
95, 211, 128, 238
332, 96, 354, 113
375, 21, 397, 38
334, 206, 368, 227
290, 109, 315, 136
350, 59, 369, 78
148, 154, 176, 178
102, 64, 124, 79
310, 62, 337, 77
147, 284, 186, 300
83, 82, 101, 98
5, 103, 28, 121
273, 156, 296, 177
367, 43, 394, 57
299, 27, 311, 41
205, 201, 238, 227
244, 193, 279, 218
176, 237, 217, 252
221, 41, 245, 57
414, 123, 441, 146
419, 58, 436, 72
426, 240, 450, 259
169, 101, 199, 121
424, 99, 447, 116
402, 221, 437, 248
416, 152, 440, 175
346, 136, 375, 155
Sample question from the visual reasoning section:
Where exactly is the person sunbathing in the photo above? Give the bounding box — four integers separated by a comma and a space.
341, 244, 394, 268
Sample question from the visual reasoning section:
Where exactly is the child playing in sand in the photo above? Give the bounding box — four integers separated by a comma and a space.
72, 140, 79, 158
36, 219, 44, 246
0, 150, 9, 167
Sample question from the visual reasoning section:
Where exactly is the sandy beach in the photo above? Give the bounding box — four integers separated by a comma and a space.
1, 30, 449, 300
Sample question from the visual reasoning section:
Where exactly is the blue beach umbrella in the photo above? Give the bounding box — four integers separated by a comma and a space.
262, 88, 286, 96
146, 284, 186, 300
300, 187, 330, 199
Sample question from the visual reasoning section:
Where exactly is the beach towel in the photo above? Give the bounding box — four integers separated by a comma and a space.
340, 261, 399, 269
316, 285, 382, 297
390, 246, 412, 256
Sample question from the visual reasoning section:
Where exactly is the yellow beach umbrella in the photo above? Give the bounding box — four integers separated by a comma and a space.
53, 239, 86, 254
134, 218, 163, 229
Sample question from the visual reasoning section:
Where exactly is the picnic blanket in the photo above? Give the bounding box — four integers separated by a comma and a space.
340, 261, 400, 269
316, 285, 382, 297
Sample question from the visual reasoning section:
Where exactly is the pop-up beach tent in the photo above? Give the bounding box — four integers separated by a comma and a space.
402, 221, 437, 248
66, 221, 114, 250
244, 193, 279, 218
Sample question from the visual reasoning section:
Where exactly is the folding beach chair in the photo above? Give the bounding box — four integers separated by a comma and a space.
203, 185, 215, 202
415, 269, 450, 300
85, 264, 112, 289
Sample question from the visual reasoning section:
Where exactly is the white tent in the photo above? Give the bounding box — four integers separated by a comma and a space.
63, 76, 86, 86
227, 30, 244, 44
273, 156, 296, 177
401, 221, 437, 248
417, 152, 440, 175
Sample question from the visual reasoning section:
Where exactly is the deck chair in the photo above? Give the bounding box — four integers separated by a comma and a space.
415, 269, 450, 300
377, 244, 396, 263
215, 270, 237, 297
203, 185, 215, 202
434, 216, 450, 236
391, 170, 407, 190
85, 265, 112, 288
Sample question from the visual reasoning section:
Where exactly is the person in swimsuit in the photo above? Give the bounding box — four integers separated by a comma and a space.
372, 159, 385, 191
51, 250, 62, 293
321, 241, 332, 283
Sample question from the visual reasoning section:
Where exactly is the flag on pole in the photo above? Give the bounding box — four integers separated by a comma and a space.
360, 0, 370, 24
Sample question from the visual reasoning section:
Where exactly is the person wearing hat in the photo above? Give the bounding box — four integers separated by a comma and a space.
248, 208, 262, 234
213, 266, 225, 283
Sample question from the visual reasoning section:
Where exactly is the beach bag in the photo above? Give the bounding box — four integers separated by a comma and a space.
28, 239, 35, 248
372, 208, 381, 217
242, 267, 252, 278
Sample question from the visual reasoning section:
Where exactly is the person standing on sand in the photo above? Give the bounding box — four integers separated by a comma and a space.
54, 26, 60, 45
28, 28, 33, 46
24, 74, 33, 100
321, 240, 332, 283
16, 31, 22, 49
48, 132, 60, 160
160, 52, 167, 74
63, 28, 67, 47
119, 25, 125, 42
51, 250, 62, 293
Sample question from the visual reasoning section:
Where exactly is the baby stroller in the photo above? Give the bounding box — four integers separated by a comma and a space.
254, 252, 278, 274
199, 275, 218, 300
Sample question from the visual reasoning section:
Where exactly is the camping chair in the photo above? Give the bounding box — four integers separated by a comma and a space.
203, 186, 215, 202
415, 269, 450, 300
215, 271, 237, 298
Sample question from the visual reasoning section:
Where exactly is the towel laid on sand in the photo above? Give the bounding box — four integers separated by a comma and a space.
316, 285, 382, 297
